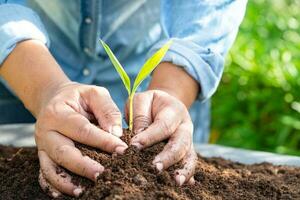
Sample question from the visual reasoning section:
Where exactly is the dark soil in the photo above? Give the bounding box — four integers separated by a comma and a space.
1, 129, 300, 200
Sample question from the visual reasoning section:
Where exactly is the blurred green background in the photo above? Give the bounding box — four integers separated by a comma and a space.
210, 0, 300, 155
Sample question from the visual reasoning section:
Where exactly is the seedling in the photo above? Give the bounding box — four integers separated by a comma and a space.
100, 40, 172, 131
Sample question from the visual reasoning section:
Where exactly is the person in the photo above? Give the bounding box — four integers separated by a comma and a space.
0, 0, 247, 197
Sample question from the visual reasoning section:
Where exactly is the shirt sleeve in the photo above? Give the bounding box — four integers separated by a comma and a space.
147, 0, 247, 101
0, 3, 50, 65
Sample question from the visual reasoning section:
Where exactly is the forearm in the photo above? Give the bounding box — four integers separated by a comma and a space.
0, 40, 70, 116
148, 62, 199, 108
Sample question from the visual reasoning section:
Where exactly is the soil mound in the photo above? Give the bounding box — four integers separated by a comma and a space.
1, 131, 300, 199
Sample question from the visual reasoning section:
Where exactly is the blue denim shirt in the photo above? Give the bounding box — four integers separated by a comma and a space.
0, 0, 247, 143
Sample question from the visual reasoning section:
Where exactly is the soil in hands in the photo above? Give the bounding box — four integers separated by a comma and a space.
1, 129, 300, 200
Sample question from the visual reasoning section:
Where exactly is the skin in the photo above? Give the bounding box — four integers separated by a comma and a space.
127, 62, 199, 186
0, 40, 199, 197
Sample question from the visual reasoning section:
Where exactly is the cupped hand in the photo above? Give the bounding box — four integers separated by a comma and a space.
125, 90, 197, 186
35, 82, 128, 197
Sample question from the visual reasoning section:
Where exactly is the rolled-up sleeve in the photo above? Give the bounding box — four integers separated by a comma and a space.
0, 3, 50, 65
147, 0, 247, 101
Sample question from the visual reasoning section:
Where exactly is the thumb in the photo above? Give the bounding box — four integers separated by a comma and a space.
126, 93, 153, 135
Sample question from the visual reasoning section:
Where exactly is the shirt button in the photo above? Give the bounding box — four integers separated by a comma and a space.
82, 68, 90, 76
83, 47, 90, 54
84, 17, 92, 24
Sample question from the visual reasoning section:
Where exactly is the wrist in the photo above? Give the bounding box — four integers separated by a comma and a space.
34, 79, 71, 116
0, 40, 71, 117
148, 62, 199, 108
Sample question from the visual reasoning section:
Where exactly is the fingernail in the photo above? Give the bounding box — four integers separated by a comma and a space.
94, 172, 100, 181
99, 165, 105, 173
73, 188, 83, 197
155, 162, 164, 172
115, 146, 127, 154
178, 175, 186, 186
52, 191, 60, 198
189, 177, 195, 185
131, 142, 143, 149
111, 125, 122, 137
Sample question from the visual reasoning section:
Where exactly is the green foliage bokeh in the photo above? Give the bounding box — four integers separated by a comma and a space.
211, 0, 300, 155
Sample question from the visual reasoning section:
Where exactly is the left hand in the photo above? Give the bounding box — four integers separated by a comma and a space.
125, 89, 197, 186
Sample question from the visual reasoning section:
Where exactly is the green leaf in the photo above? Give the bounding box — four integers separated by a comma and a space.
132, 40, 172, 94
99, 40, 172, 131
100, 40, 131, 95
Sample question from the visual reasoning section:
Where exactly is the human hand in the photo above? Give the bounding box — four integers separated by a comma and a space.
35, 82, 128, 197
126, 90, 197, 186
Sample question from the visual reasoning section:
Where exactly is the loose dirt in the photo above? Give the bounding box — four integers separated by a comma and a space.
1, 130, 300, 199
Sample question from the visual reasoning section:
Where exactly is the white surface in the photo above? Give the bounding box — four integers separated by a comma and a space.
195, 144, 300, 167
1, 124, 300, 166
0, 123, 35, 146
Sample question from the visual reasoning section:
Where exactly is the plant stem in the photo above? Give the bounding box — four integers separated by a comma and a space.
129, 94, 134, 131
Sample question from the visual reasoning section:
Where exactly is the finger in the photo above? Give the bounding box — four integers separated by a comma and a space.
174, 147, 197, 186
42, 131, 105, 181
38, 150, 84, 197
124, 99, 129, 124
62, 97, 96, 122
82, 86, 123, 137
152, 122, 192, 171
129, 93, 153, 134
52, 109, 127, 154
39, 169, 62, 198
130, 106, 182, 149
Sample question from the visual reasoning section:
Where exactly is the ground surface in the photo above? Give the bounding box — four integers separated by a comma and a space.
1, 131, 300, 200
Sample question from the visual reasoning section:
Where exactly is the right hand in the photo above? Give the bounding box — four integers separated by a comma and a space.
35, 82, 128, 198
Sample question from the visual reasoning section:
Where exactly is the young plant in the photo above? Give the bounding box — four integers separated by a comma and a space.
100, 40, 172, 131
